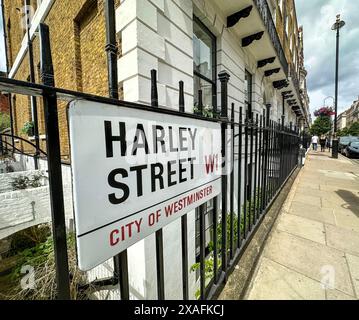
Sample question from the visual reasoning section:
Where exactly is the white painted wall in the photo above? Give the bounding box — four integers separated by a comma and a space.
0, 170, 47, 194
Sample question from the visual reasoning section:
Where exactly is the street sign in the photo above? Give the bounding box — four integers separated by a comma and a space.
69, 100, 222, 271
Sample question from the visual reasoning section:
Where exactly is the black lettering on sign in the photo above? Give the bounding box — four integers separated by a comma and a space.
104, 121, 127, 158
153, 125, 166, 154
151, 163, 164, 192
132, 124, 149, 155
108, 169, 130, 204
130, 165, 148, 197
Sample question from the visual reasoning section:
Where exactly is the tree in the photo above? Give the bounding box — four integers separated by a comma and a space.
349, 122, 359, 136
0, 112, 10, 132
310, 116, 332, 136
338, 127, 350, 137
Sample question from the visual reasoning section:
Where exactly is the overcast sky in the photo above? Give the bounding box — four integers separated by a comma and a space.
296, 0, 359, 116
0, 1, 357, 115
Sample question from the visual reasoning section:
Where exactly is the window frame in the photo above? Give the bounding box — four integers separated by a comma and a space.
193, 15, 217, 112
245, 69, 253, 117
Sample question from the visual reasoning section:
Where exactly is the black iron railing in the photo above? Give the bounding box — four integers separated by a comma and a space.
253, 0, 288, 76
0, 21, 301, 301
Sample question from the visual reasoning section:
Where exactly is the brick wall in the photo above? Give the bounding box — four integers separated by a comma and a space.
0, 94, 10, 113
3, 0, 122, 159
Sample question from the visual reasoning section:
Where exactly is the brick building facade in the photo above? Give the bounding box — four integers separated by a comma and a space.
0, 94, 9, 113
2, 0, 311, 299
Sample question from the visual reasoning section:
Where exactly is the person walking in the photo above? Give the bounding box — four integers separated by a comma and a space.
311, 135, 319, 151
320, 135, 326, 152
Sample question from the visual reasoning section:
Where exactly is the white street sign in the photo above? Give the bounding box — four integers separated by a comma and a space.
69, 100, 222, 271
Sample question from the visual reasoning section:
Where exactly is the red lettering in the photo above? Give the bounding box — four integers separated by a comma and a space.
165, 204, 174, 217
110, 229, 119, 246
205, 154, 218, 174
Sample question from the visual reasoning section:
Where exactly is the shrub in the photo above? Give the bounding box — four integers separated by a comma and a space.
0, 112, 10, 132
11, 173, 45, 191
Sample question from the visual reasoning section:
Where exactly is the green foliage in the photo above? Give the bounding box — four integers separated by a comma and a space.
21, 121, 34, 136
349, 122, 359, 136
11, 173, 44, 190
193, 105, 217, 118
0, 112, 10, 132
337, 122, 359, 137
337, 127, 351, 137
310, 116, 332, 136
190, 190, 262, 299
7, 225, 51, 258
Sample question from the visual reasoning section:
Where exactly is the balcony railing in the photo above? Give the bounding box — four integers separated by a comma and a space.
253, 0, 288, 76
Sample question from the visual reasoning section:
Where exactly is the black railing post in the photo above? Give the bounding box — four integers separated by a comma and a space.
105, 0, 130, 300
151, 69, 159, 107
237, 107, 243, 248
25, 0, 39, 169
105, 0, 119, 100
219, 70, 230, 274
150, 69, 165, 299
179, 86, 188, 300
229, 104, 235, 260
179, 81, 185, 113
39, 23, 70, 300
264, 104, 271, 207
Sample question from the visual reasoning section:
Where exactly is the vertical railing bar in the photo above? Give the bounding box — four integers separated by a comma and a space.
253, 114, 259, 223
229, 104, 235, 260
39, 23, 70, 300
199, 203, 206, 300
270, 120, 275, 200
178, 83, 188, 300
249, 112, 254, 229
179, 81, 185, 113
243, 112, 248, 238
213, 196, 219, 284
219, 71, 230, 274
258, 114, 263, 219
150, 69, 165, 299
261, 110, 266, 214
105, 0, 130, 300
237, 107, 243, 248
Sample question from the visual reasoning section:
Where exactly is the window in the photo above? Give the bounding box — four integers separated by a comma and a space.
193, 17, 217, 281
193, 16, 216, 112
244, 70, 252, 117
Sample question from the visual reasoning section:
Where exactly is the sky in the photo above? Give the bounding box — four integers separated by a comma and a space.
296, 0, 359, 116
0, 1, 358, 117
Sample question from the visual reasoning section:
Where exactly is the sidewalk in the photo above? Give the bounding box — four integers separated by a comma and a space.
245, 150, 359, 300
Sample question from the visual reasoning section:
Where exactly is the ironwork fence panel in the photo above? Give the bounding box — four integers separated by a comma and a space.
0, 22, 301, 301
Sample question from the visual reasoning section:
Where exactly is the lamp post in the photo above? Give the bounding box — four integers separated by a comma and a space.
323, 96, 334, 107
331, 14, 345, 159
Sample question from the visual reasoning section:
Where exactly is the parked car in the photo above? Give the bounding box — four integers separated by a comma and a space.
344, 141, 359, 158
338, 136, 359, 154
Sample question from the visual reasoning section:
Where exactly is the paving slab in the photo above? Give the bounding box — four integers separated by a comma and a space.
277, 213, 326, 245
326, 289, 356, 300
334, 209, 359, 233
325, 224, 359, 257
345, 254, 359, 298
263, 230, 354, 296
247, 257, 326, 300
291, 194, 322, 207
245, 151, 359, 300
289, 201, 336, 225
